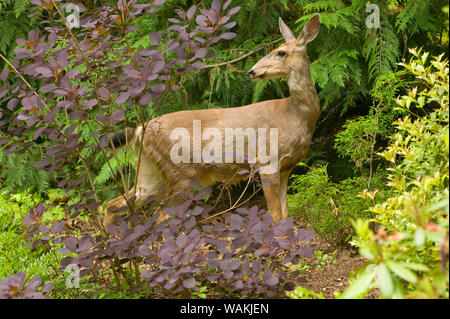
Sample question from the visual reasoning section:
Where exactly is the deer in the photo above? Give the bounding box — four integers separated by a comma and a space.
102, 14, 321, 231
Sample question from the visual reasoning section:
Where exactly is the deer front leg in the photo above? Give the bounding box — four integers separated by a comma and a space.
260, 173, 283, 223
280, 169, 292, 220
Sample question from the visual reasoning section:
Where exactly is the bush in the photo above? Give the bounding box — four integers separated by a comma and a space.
288, 165, 390, 247
21, 186, 317, 298
343, 49, 449, 299
0, 191, 61, 284
0, 271, 54, 299
334, 110, 396, 172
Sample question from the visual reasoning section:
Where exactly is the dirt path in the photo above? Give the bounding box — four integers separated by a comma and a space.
292, 243, 380, 298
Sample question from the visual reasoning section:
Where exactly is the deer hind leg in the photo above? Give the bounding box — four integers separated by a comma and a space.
260, 172, 283, 223
103, 155, 166, 230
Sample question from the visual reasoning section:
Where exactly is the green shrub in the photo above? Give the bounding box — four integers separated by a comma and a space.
286, 286, 325, 299
334, 110, 396, 171
288, 165, 390, 247
343, 49, 449, 299
0, 151, 50, 194
0, 191, 61, 282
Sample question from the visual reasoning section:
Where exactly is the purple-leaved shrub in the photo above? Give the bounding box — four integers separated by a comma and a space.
0, 0, 317, 298
0, 271, 54, 299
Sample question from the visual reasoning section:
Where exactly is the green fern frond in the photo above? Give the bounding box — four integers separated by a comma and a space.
95, 148, 135, 186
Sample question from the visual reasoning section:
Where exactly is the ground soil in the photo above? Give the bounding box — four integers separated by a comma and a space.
292, 241, 380, 299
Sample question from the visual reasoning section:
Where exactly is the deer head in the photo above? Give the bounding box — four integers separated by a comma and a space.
247, 14, 320, 82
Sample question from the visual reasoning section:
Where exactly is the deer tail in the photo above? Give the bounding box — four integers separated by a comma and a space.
111, 127, 136, 149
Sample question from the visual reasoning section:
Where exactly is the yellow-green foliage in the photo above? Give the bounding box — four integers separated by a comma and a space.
288, 165, 390, 247
0, 191, 61, 281
343, 49, 449, 299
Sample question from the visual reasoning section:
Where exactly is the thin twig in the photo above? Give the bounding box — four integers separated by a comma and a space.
200, 170, 261, 223
204, 37, 283, 69
0, 52, 59, 124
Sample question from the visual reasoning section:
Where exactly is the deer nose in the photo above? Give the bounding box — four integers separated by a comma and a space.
248, 69, 255, 78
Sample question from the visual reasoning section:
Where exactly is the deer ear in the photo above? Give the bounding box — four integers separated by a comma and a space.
298, 14, 320, 45
278, 17, 296, 42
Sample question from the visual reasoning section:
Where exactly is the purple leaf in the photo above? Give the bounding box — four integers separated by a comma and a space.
7, 98, 18, 111
228, 6, 241, 16
33, 126, 46, 141
151, 83, 165, 93
187, 6, 196, 20
116, 92, 130, 104
194, 48, 208, 59
254, 247, 269, 257
42, 283, 54, 293
51, 221, 65, 233
14, 48, 31, 59
56, 100, 73, 109
82, 99, 98, 109
221, 32, 236, 40
139, 94, 152, 106
183, 277, 196, 289
69, 110, 82, 121
99, 136, 108, 148
177, 234, 188, 248
196, 15, 208, 27
138, 245, 152, 257
26, 276, 42, 290
297, 229, 315, 242
295, 246, 315, 257
109, 109, 125, 123
176, 9, 186, 19
149, 32, 162, 44
3, 144, 18, 155
65, 69, 80, 79
211, 0, 220, 12
98, 87, 110, 100
35, 67, 53, 77
150, 61, 165, 74
192, 61, 206, 70
183, 216, 196, 230
125, 68, 142, 79
28, 29, 39, 42
223, 0, 232, 10
152, 0, 165, 6
34, 157, 51, 168
266, 276, 279, 286
44, 107, 57, 123
276, 238, 291, 249
229, 214, 244, 230
223, 21, 236, 29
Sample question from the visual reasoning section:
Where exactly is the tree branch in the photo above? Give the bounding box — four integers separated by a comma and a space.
204, 37, 284, 69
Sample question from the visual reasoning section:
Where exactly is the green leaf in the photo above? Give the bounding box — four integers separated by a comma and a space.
376, 264, 394, 297
386, 261, 417, 284
414, 227, 425, 247
403, 263, 429, 272
342, 266, 375, 299
425, 231, 446, 243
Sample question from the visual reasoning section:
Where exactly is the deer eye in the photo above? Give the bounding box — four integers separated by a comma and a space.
277, 51, 286, 57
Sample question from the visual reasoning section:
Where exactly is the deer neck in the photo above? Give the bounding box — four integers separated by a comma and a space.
286, 64, 320, 126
